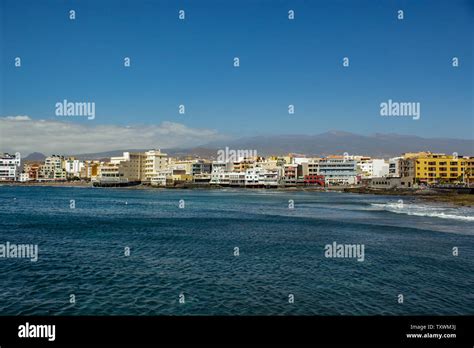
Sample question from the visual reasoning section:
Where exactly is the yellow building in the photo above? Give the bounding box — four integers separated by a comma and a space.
414, 154, 468, 184
466, 157, 474, 184
232, 160, 254, 172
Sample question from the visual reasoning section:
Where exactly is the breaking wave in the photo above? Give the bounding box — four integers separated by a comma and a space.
371, 203, 474, 222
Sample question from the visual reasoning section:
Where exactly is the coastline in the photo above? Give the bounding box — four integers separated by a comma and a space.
342, 187, 474, 207
2, 181, 473, 207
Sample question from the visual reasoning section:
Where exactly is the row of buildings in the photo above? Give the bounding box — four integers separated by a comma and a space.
1, 150, 473, 188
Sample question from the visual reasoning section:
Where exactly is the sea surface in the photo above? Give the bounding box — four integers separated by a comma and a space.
0, 186, 473, 315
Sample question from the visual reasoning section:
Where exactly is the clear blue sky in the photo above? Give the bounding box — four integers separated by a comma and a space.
1, 0, 473, 139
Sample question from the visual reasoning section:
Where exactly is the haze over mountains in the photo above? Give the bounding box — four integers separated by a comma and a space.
23, 131, 474, 161
205, 131, 474, 158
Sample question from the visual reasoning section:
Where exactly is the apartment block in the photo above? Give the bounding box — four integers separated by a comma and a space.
358, 158, 389, 178
388, 157, 403, 177
23, 163, 41, 181
80, 161, 100, 180
40, 155, 66, 181
144, 150, 168, 181
0, 153, 21, 181
319, 158, 358, 185
64, 158, 84, 178
415, 154, 469, 184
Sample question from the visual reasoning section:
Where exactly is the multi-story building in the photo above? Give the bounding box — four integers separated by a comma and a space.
144, 150, 168, 182
270, 155, 293, 167
244, 167, 279, 187
40, 155, 66, 181
18, 172, 30, 182
210, 170, 230, 186
169, 159, 193, 175
96, 163, 122, 183
358, 158, 389, 178
232, 159, 254, 173
0, 153, 21, 181
300, 159, 324, 185
415, 154, 469, 184
399, 157, 416, 187
64, 157, 84, 179
211, 161, 232, 172
256, 159, 279, 171
191, 160, 212, 176
111, 152, 146, 182
23, 163, 41, 181
193, 173, 211, 184
388, 157, 403, 177
229, 172, 245, 186
171, 170, 193, 184
244, 168, 260, 186
319, 158, 358, 185
283, 164, 298, 186
80, 160, 100, 181
301, 158, 320, 177
466, 157, 474, 185
257, 169, 280, 187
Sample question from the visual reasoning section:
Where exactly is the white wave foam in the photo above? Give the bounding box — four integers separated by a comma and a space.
371, 203, 474, 222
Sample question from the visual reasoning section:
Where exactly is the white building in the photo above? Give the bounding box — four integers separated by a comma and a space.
64, 158, 84, 177
210, 170, 230, 185
245, 167, 280, 187
144, 150, 168, 181
293, 157, 309, 165
19, 172, 29, 182
150, 169, 173, 186
150, 175, 167, 187
229, 172, 245, 186
110, 152, 132, 164
169, 160, 193, 174
0, 153, 21, 181
319, 158, 358, 185
358, 159, 389, 178
245, 167, 260, 186
211, 161, 232, 172
388, 157, 402, 177
40, 155, 66, 180
95, 162, 126, 183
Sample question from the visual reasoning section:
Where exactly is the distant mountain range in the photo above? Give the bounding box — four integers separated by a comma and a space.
204, 131, 473, 158
23, 148, 218, 161
23, 152, 46, 161
23, 131, 473, 161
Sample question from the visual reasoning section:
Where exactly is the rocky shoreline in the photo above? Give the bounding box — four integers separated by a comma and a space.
342, 187, 474, 206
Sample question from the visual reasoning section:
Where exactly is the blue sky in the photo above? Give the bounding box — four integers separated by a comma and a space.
1, 0, 473, 152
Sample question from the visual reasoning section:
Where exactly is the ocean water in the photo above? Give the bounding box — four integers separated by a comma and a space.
0, 186, 473, 315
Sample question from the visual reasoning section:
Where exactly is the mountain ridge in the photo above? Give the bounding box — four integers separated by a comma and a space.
20, 131, 473, 159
